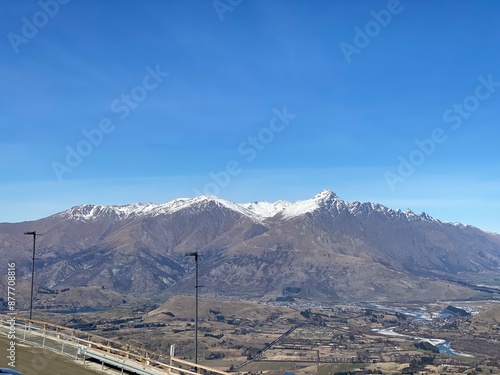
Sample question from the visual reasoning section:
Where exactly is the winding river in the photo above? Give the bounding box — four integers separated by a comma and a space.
364, 303, 474, 358
372, 327, 474, 358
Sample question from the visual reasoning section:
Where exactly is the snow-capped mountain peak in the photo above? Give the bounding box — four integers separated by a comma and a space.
313, 189, 338, 201
58, 203, 159, 222
55, 190, 446, 226
175, 195, 262, 221
56, 195, 262, 222
240, 200, 291, 219
241, 189, 340, 220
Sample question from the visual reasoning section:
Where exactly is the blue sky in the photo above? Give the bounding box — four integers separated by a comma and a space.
1, 0, 499, 233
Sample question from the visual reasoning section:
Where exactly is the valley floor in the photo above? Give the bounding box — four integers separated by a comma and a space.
14, 296, 499, 375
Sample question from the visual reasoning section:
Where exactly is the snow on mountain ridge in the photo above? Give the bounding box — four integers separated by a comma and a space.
56, 190, 445, 226
241, 189, 340, 219
241, 200, 291, 219
56, 195, 262, 222
58, 203, 160, 221
166, 195, 262, 222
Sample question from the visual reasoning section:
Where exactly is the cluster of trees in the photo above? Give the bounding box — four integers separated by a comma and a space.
209, 308, 227, 322
38, 286, 60, 295
204, 333, 224, 339
414, 341, 439, 353
446, 305, 471, 317
206, 352, 225, 360
241, 346, 262, 360
283, 286, 302, 294
299, 309, 328, 325
275, 296, 295, 302
401, 356, 435, 373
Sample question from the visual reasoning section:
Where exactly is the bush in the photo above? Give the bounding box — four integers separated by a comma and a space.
300, 309, 311, 319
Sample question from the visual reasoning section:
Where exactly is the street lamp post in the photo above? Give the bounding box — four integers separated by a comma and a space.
185, 251, 199, 366
23, 231, 39, 320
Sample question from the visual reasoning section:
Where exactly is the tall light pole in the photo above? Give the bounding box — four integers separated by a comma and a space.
24, 231, 39, 320
185, 251, 199, 366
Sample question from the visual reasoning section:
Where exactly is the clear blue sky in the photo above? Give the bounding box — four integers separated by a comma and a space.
1, 0, 499, 233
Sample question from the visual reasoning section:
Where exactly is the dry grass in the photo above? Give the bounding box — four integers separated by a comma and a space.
146, 294, 301, 322
473, 303, 500, 325
30, 296, 500, 374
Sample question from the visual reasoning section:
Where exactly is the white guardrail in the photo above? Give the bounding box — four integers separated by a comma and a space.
0, 316, 230, 375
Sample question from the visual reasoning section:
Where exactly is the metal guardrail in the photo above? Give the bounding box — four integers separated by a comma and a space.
0, 316, 230, 375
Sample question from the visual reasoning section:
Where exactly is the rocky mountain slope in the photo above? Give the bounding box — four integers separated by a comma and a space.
1, 190, 499, 309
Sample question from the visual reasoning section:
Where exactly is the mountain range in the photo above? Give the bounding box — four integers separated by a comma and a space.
1, 190, 499, 310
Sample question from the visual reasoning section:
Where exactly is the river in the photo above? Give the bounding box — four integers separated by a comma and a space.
362, 302, 475, 357
373, 326, 474, 358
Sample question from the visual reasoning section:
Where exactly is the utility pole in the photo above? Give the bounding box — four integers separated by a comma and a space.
24, 231, 40, 320
185, 251, 199, 366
